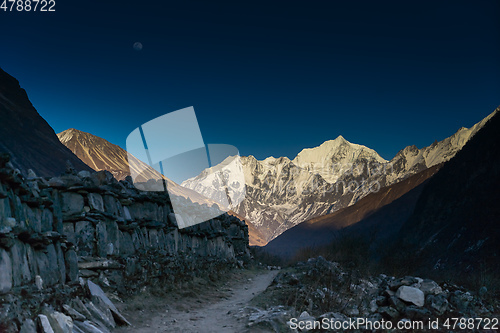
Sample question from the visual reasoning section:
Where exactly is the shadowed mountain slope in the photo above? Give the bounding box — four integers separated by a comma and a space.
0, 68, 91, 176
385, 107, 500, 275
267, 107, 500, 281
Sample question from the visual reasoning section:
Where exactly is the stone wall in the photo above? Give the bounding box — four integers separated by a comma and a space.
0, 154, 250, 330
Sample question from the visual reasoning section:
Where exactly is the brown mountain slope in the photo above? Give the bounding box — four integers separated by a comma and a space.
264, 164, 442, 258
0, 68, 92, 176
58, 128, 139, 180
58, 128, 225, 204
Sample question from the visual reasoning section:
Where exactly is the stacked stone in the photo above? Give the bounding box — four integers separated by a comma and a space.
0, 153, 250, 331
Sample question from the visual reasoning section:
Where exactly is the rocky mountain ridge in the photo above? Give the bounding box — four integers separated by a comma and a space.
385, 110, 495, 185
58, 128, 132, 181
183, 111, 495, 243
264, 164, 443, 258
266, 107, 500, 285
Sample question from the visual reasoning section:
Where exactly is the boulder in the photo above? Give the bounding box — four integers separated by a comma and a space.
10, 241, 31, 286
84, 301, 115, 329
396, 286, 425, 307
87, 280, 130, 326
62, 223, 76, 244
122, 206, 132, 221
1, 217, 16, 228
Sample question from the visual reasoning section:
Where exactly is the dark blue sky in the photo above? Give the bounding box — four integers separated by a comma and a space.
1, 0, 499, 160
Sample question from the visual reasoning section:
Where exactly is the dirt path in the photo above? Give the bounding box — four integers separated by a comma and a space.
114, 269, 279, 333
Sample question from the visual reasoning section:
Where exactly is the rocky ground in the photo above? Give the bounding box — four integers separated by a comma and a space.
113, 268, 279, 333
245, 257, 499, 332
10, 259, 499, 332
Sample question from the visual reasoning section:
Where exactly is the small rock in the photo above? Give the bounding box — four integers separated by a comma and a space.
77, 171, 92, 179
38, 315, 55, 333
345, 305, 359, 316
296, 311, 316, 331
35, 275, 44, 290
19, 319, 36, 333
73, 320, 106, 333
419, 279, 442, 295
375, 295, 387, 306
378, 306, 399, 319
2, 217, 17, 228
369, 299, 378, 312
63, 304, 86, 321
389, 295, 406, 312
27, 169, 37, 179
404, 306, 432, 320
49, 311, 73, 333
0, 249, 13, 293
449, 290, 473, 312
427, 294, 449, 315
48, 177, 65, 188
478, 286, 488, 298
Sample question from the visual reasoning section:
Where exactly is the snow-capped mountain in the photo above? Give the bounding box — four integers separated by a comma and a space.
183, 136, 388, 242
181, 110, 496, 244
292, 136, 387, 183
181, 155, 246, 210
385, 111, 496, 185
